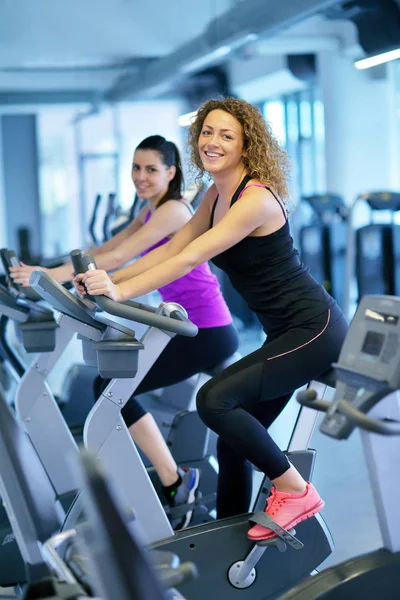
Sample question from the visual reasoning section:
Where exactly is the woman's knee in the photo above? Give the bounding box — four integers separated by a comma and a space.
196, 378, 231, 427
196, 380, 216, 424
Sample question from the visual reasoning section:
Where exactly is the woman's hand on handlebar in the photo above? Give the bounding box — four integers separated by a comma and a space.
9, 262, 45, 287
72, 275, 87, 298
79, 270, 122, 302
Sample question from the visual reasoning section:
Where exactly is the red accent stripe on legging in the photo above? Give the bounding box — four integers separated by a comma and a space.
267, 309, 331, 361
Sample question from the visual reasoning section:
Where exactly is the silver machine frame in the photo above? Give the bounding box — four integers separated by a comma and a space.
15, 314, 102, 495
361, 393, 400, 553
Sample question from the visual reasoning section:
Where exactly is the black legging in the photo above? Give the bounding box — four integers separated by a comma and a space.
94, 324, 239, 427
196, 305, 348, 518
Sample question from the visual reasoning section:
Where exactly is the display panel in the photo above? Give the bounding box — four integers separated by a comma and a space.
361, 331, 385, 356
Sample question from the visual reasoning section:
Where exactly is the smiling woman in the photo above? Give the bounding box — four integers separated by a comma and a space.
79, 97, 348, 542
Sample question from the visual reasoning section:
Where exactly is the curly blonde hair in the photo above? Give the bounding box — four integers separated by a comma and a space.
188, 97, 292, 204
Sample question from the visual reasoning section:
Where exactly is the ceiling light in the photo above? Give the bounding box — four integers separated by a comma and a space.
354, 48, 400, 70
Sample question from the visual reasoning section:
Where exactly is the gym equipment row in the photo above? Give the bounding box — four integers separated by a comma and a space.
299, 191, 400, 319
0, 247, 244, 526
343, 191, 400, 317
0, 247, 229, 574
299, 194, 347, 310
88, 182, 208, 248
0, 261, 200, 599
0, 253, 399, 598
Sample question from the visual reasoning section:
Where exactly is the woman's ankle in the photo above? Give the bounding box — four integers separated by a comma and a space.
271, 465, 307, 495
274, 483, 307, 495
159, 468, 180, 488
162, 471, 182, 492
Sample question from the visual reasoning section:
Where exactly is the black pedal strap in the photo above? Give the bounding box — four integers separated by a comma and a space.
249, 512, 304, 549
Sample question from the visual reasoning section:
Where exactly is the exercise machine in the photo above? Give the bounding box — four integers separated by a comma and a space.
30, 255, 336, 599
74, 449, 197, 599
0, 380, 196, 599
0, 248, 229, 520
27, 263, 217, 522
102, 193, 117, 242
0, 385, 87, 597
88, 194, 103, 246
0, 248, 97, 432
88, 192, 116, 245
299, 194, 347, 309
280, 293, 400, 599
0, 254, 218, 586
343, 191, 400, 318
68, 248, 239, 511
0, 281, 86, 586
0, 273, 185, 588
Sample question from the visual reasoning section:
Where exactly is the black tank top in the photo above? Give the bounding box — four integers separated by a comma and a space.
210, 175, 335, 337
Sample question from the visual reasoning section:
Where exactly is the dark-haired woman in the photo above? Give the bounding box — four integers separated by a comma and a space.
11, 135, 238, 529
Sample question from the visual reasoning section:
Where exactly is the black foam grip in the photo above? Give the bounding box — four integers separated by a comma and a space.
0, 249, 19, 274
70, 249, 86, 275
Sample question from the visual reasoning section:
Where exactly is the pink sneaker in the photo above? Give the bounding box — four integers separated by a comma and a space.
248, 482, 324, 541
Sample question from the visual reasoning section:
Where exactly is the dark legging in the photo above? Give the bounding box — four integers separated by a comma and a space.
95, 323, 239, 427
196, 305, 348, 518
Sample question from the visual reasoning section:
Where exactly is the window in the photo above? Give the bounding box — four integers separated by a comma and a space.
263, 88, 326, 199
38, 108, 81, 257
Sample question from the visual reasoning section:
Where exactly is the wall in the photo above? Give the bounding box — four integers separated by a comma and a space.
1, 115, 41, 257
319, 52, 400, 204
229, 54, 307, 103
0, 123, 6, 249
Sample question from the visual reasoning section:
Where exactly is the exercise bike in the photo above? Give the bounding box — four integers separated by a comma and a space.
0, 381, 195, 599
280, 293, 400, 599
0, 268, 215, 586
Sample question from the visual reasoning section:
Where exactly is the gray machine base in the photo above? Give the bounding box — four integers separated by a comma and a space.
151, 513, 333, 599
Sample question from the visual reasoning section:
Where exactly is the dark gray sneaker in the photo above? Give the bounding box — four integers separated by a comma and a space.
163, 467, 201, 530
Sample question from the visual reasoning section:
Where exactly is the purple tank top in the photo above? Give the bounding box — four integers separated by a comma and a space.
142, 210, 232, 328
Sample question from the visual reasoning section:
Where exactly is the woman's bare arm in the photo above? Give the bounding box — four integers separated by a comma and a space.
82, 186, 284, 302
113, 187, 215, 283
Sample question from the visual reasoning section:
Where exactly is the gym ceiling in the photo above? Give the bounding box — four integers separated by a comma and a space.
1, 0, 400, 106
